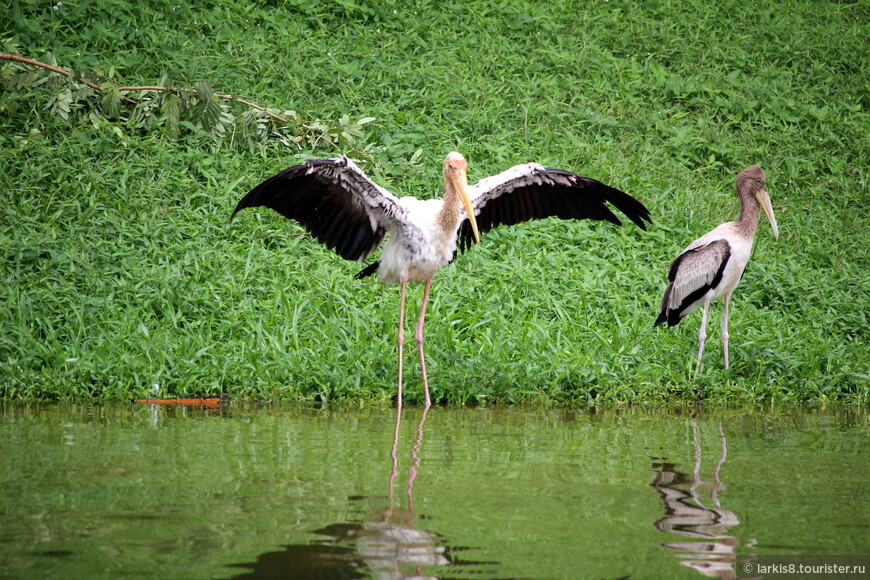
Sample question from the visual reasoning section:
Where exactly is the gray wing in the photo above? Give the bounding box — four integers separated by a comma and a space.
655, 239, 731, 326
232, 156, 410, 262
456, 163, 651, 251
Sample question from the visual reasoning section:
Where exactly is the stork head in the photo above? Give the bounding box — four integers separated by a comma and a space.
444, 152, 480, 244
738, 166, 779, 240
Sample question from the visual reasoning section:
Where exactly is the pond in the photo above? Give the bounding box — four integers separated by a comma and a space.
1, 403, 867, 579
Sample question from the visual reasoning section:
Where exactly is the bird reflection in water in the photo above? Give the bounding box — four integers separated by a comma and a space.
354, 406, 450, 577
650, 422, 755, 579
229, 407, 464, 579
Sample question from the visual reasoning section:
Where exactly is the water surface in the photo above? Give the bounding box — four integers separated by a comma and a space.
1, 404, 867, 579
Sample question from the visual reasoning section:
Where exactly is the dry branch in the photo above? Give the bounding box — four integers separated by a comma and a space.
0, 53, 288, 122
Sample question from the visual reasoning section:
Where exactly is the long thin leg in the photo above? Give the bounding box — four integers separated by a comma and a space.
415, 279, 433, 408
407, 405, 429, 511
721, 293, 731, 370
695, 296, 712, 373
386, 404, 401, 519
397, 282, 407, 406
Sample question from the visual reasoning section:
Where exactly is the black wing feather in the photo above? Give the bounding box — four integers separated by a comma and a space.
458, 166, 651, 252
232, 158, 386, 262
654, 241, 731, 327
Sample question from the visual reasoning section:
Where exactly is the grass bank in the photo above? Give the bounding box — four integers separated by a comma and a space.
1, 0, 867, 406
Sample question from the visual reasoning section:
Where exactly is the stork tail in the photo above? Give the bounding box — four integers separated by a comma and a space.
355, 260, 380, 279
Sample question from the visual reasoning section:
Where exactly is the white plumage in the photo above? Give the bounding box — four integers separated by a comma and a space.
233, 151, 651, 406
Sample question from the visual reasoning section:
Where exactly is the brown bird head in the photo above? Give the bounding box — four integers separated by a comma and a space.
737, 166, 779, 240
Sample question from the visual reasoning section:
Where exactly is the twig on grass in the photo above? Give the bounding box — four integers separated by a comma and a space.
0, 53, 288, 122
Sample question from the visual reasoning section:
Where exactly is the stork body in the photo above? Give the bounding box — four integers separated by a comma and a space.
655, 166, 779, 371
375, 196, 462, 285
233, 152, 651, 407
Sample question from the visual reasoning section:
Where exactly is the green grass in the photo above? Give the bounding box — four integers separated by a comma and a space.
1, 0, 868, 406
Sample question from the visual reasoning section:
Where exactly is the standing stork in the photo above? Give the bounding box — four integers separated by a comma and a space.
655, 166, 779, 371
232, 152, 651, 407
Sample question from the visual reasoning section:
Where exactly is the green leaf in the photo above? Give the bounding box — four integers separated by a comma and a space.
100, 86, 122, 119
195, 95, 224, 130
194, 81, 213, 102
49, 86, 72, 120
161, 92, 183, 135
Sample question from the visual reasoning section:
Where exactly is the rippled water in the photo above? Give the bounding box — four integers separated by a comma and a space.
1, 403, 867, 579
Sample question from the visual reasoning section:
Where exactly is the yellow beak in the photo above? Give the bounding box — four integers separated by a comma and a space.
756, 188, 779, 240
454, 169, 481, 244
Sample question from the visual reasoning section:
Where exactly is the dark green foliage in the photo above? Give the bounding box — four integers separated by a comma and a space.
1, 0, 867, 405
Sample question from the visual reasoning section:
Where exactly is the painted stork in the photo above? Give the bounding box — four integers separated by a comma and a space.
654, 166, 779, 371
232, 152, 652, 406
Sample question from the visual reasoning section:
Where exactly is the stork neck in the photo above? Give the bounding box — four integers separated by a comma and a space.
735, 187, 761, 238
437, 179, 462, 233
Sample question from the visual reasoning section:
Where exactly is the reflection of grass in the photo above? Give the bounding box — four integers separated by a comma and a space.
1, 1, 867, 405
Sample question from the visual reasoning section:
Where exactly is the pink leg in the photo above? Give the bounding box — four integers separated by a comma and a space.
696, 296, 711, 373
397, 282, 407, 406
407, 405, 429, 511
415, 279, 433, 408
722, 294, 731, 370
386, 404, 401, 518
